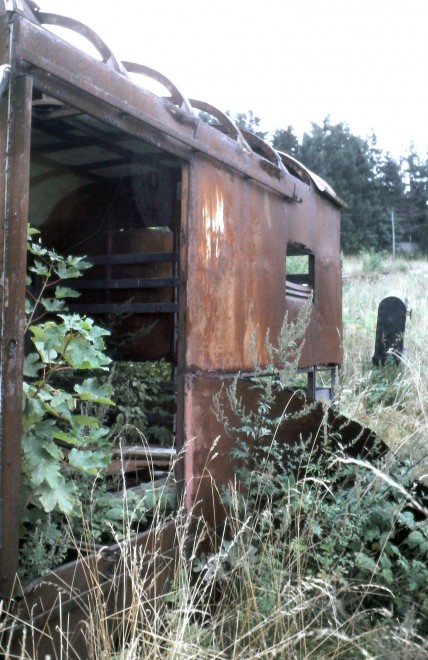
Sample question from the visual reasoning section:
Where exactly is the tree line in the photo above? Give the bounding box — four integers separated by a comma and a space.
232, 112, 428, 254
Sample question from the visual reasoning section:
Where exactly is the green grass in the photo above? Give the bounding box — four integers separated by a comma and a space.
339, 253, 428, 476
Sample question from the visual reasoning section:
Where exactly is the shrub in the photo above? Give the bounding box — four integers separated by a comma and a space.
107, 359, 175, 446
361, 249, 387, 274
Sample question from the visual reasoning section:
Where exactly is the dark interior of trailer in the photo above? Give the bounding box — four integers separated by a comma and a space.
29, 92, 182, 510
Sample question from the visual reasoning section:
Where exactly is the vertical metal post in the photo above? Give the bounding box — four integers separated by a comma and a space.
330, 366, 336, 399
0, 47, 33, 594
391, 208, 395, 259
307, 367, 316, 399
174, 163, 189, 493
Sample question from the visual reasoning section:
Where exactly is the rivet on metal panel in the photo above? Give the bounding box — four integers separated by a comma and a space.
4, 276, 9, 307
8, 338, 17, 357
292, 184, 303, 203
167, 105, 198, 127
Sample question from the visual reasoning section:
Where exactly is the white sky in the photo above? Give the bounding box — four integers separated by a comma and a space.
38, 0, 427, 159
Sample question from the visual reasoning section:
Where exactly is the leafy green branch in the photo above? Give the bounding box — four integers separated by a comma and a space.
22, 227, 114, 516
25, 226, 92, 329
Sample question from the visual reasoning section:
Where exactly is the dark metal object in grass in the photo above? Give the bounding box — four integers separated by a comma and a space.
372, 294, 410, 366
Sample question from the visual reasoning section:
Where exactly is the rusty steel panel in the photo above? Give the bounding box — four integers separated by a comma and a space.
184, 154, 342, 373
9, 520, 193, 659
185, 156, 288, 372
180, 375, 384, 524
284, 186, 343, 368
180, 377, 327, 522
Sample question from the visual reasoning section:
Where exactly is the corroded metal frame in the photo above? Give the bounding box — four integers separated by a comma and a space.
0, 6, 33, 595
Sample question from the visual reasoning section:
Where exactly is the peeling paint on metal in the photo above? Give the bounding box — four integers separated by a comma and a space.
202, 188, 224, 264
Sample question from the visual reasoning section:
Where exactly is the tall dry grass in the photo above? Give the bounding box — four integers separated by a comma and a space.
5, 465, 428, 658
4, 468, 427, 659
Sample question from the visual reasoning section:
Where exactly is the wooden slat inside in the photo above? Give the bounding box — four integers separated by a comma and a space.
88, 252, 179, 265
286, 280, 312, 299
106, 459, 172, 474
63, 277, 179, 290
113, 445, 176, 459
69, 302, 179, 314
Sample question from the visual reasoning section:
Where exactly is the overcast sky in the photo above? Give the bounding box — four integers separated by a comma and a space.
39, 0, 427, 159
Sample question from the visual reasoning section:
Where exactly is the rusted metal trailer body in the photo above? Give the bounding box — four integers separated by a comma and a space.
0, 2, 348, 648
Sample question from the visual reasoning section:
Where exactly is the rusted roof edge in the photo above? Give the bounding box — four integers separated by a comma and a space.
279, 152, 348, 208
6, 1, 343, 208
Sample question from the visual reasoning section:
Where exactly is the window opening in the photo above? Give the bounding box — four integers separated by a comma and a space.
285, 243, 314, 300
